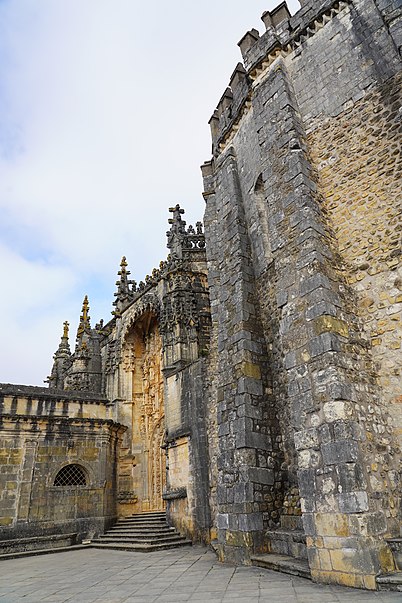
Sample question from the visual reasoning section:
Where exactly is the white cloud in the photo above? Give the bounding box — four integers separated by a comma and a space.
0, 0, 300, 385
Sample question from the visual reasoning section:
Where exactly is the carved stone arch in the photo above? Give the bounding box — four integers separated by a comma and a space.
120, 294, 161, 346
120, 294, 162, 373
117, 293, 166, 514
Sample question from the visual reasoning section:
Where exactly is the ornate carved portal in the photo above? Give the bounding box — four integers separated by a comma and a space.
123, 313, 166, 512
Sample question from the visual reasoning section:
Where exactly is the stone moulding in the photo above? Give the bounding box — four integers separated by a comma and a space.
0, 413, 127, 435
162, 487, 187, 501
0, 383, 109, 404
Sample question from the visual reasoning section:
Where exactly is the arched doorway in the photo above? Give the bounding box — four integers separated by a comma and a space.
122, 312, 166, 513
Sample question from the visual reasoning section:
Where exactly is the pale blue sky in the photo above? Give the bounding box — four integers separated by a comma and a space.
0, 0, 300, 385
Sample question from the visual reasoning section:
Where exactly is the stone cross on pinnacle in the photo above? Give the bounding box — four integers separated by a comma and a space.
63, 321, 69, 339
168, 204, 186, 234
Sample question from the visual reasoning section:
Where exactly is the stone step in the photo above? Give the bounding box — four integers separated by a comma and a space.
107, 526, 175, 534
113, 521, 169, 528
118, 516, 167, 522
251, 553, 311, 580
96, 511, 191, 552
127, 512, 166, 520
106, 527, 176, 538
110, 520, 171, 527
90, 540, 192, 553
376, 572, 402, 592
118, 517, 166, 525
265, 529, 307, 560
0, 533, 78, 555
97, 533, 185, 544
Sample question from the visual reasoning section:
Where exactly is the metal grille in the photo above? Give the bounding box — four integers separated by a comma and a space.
54, 464, 87, 486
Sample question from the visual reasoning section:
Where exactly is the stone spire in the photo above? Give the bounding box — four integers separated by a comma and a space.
63, 295, 103, 392
76, 295, 91, 349
112, 256, 136, 317
46, 321, 72, 390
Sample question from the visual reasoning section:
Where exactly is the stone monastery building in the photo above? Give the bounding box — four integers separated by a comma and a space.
1, 0, 401, 591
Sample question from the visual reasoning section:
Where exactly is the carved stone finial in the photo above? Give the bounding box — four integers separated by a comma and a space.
112, 256, 135, 316
75, 295, 92, 343
82, 295, 89, 323
62, 321, 69, 339
168, 204, 186, 233
47, 320, 72, 389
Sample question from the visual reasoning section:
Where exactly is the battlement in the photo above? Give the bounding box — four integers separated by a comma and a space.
209, 0, 352, 155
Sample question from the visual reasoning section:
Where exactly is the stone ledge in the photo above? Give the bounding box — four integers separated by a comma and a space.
376, 572, 402, 592
0, 533, 77, 547
0, 533, 82, 557
251, 552, 311, 580
163, 487, 187, 501
0, 383, 108, 403
0, 544, 90, 562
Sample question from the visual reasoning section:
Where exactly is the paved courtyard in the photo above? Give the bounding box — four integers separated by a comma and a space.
0, 546, 400, 603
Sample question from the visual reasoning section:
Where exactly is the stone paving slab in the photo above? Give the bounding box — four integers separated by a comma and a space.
0, 545, 400, 602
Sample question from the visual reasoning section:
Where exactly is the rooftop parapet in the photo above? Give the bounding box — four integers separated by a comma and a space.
238, 28, 260, 57
238, 2, 292, 69
261, 2, 292, 30
208, 63, 251, 154
0, 382, 108, 403
208, 0, 352, 155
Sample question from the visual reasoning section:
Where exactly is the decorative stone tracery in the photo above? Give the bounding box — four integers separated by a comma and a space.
120, 312, 166, 512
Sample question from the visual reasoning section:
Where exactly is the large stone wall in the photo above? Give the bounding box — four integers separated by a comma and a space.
0, 385, 124, 541
202, 0, 401, 588
308, 73, 402, 449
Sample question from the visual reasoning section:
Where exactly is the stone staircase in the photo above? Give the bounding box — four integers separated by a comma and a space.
251, 518, 311, 580
90, 511, 192, 552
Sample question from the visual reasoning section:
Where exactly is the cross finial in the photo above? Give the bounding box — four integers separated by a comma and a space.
169, 204, 185, 219
168, 204, 186, 234
63, 321, 69, 339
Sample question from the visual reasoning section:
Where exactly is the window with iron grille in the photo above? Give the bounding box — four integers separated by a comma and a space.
54, 464, 87, 486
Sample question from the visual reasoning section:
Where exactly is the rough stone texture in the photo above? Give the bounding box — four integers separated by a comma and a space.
0, 386, 124, 542
0, 0, 401, 593
202, 0, 401, 589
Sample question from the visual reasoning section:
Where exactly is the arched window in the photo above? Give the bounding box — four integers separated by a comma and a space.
54, 464, 87, 486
